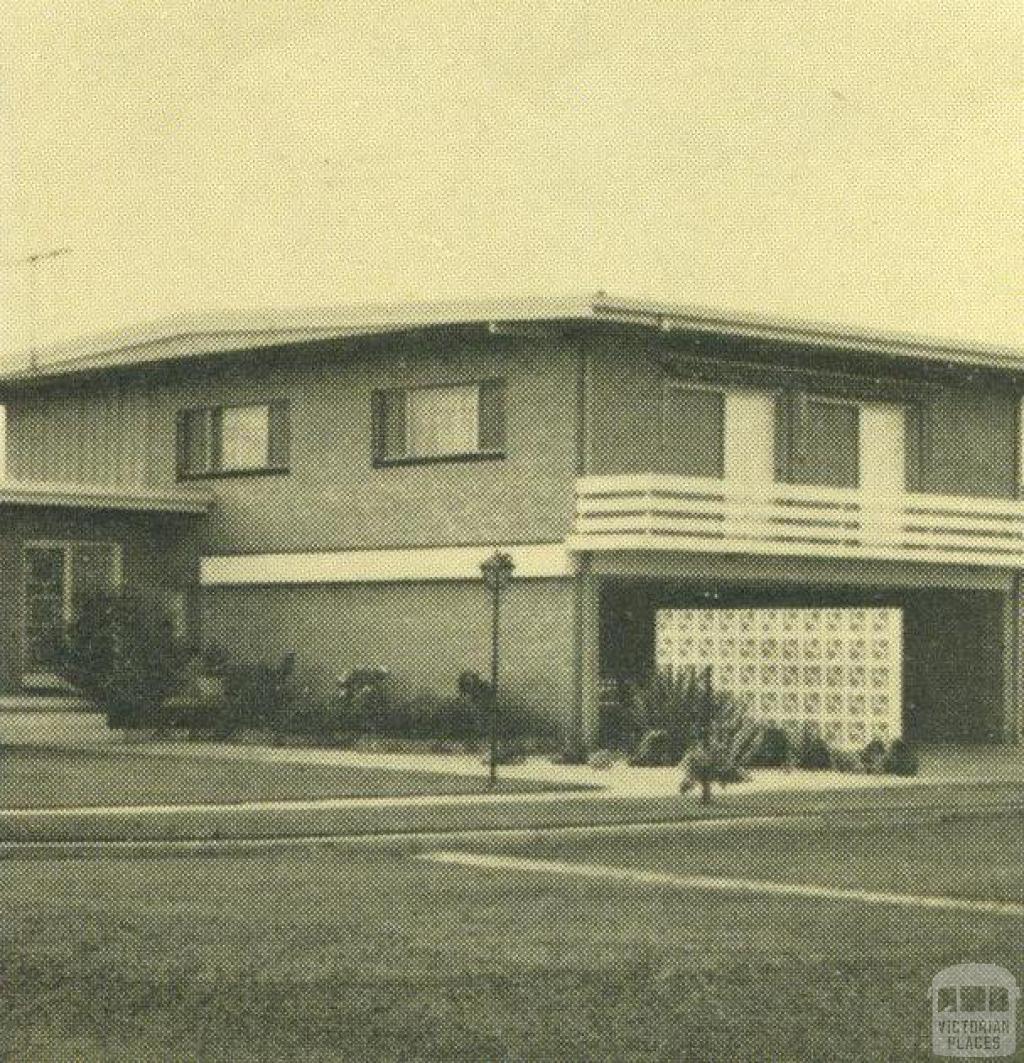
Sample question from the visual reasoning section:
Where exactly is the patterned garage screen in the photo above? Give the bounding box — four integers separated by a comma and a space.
655, 607, 903, 749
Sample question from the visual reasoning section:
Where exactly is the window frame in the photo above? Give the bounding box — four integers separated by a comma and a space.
176, 399, 291, 480
372, 378, 507, 467
660, 380, 782, 483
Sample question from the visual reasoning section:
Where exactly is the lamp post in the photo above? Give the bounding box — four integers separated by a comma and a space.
480, 550, 515, 789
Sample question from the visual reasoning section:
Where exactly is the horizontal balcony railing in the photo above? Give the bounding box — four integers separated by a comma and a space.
568, 473, 1024, 568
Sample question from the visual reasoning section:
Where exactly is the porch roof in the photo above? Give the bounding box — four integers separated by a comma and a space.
0, 478, 211, 515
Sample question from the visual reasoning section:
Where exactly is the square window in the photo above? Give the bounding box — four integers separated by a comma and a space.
407, 385, 480, 457
177, 401, 288, 477
373, 381, 505, 462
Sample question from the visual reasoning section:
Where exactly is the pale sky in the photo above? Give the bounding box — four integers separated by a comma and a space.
2, 1, 1022, 372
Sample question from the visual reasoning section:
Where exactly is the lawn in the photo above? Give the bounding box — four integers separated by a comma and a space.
5, 808, 1022, 1061
495, 809, 1024, 905
0, 746, 567, 810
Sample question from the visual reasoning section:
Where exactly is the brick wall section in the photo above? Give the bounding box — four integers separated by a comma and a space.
200, 577, 579, 739
4, 329, 582, 554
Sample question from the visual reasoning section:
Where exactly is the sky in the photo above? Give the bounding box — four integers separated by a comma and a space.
1, 0, 1022, 373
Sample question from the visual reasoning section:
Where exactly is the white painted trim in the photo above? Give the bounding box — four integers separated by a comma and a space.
0, 478, 211, 514
200, 543, 578, 586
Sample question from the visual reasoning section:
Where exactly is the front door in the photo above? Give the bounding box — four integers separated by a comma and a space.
22, 541, 122, 685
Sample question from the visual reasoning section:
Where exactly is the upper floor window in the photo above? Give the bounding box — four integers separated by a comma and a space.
372, 380, 506, 465
176, 401, 290, 479
799, 397, 860, 489
662, 385, 725, 478
662, 383, 776, 484
793, 397, 908, 493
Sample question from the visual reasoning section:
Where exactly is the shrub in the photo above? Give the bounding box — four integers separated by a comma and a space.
551, 745, 589, 766
795, 727, 832, 770
335, 668, 391, 733
883, 738, 919, 776
56, 591, 190, 729
830, 748, 863, 773
679, 686, 759, 802
628, 668, 705, 762
859, 738, 887, 775
588, 748, 617, 771
749, 725, 791, 768
628, 728, 675, 767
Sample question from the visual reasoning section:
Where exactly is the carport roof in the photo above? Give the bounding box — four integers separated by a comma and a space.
0, 479, 211, 515
1, 292, 1023, 384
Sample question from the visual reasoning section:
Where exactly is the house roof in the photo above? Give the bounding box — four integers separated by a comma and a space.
0, 478, 211, 514
2, 292, 1022, 384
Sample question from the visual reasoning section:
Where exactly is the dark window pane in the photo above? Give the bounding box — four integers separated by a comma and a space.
178, 408, 214, 476
801, 400, 859, 487
662, 387, 725, 478
989, 986, 1010, 1012
372, 389, 407, 460
478, 380, 506, 452
268, 401, 291, 468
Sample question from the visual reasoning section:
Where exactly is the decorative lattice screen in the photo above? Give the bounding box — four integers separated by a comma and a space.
655, 607, 902, 749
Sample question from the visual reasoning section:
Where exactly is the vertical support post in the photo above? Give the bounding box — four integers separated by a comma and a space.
700, 663, 713, 805
1009, 573, 1023, 745
489, 577, 501, 789
481, 551, 514, 789
573, 563, 601, 754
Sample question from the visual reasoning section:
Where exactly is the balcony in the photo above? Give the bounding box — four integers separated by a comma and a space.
568, 473, 1024, 569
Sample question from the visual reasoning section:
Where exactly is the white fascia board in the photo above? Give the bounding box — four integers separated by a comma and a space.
0, 478, 211, 514
201, 543, 578, 586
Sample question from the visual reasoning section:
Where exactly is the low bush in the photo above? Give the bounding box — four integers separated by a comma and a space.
830, 748, 863, 773
883, 737, 919, 776
56, 591, 190, 729
748, 725, 791, 768
795, 728, 832, 770
551, 744, 589, 766
588, 748, 617, 771
859, 738, 888, 775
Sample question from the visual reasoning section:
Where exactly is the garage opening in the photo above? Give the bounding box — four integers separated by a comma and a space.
599, 580, 1007, 746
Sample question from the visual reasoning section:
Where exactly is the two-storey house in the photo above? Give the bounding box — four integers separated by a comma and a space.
1, 294, 1021, 750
